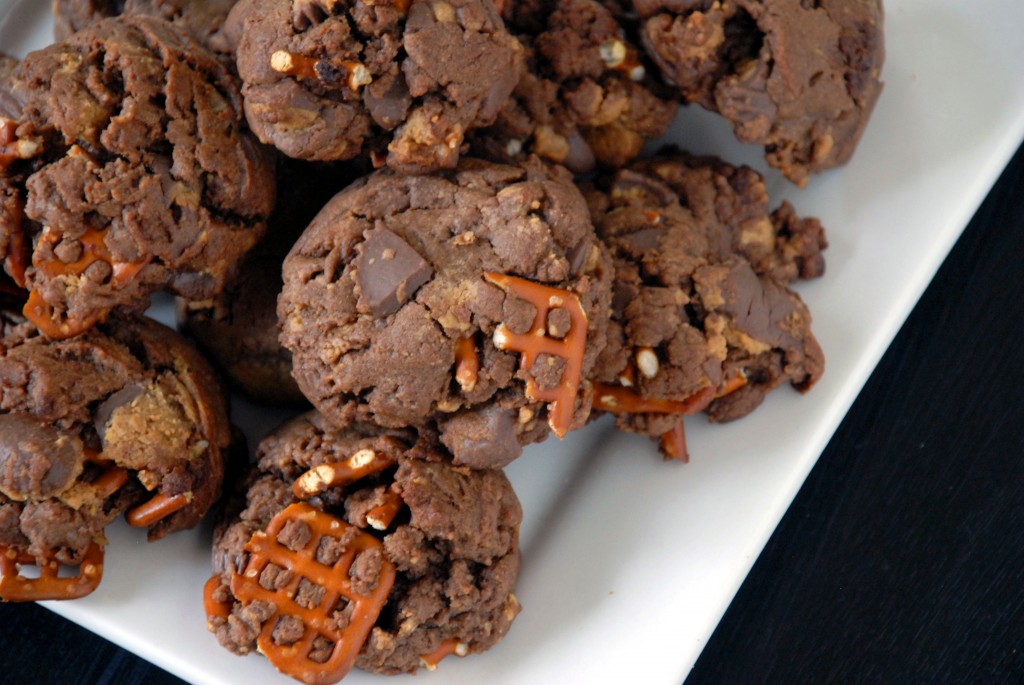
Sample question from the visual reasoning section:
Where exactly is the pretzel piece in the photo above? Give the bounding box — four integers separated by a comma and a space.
204, 574, 233, 625
454, 337, 479, 392
126, 492, 190, 528
659, 419, 689, 463
364, 485, 404, 531
419, 638, 468, 671
231, 502, 396, 685
483, 272, 588, 438
270, 51, 372, 90
293, 449, 395, 500
0, 117, 40, 172
0, 541, 104, 601
24, 227, 148, 338
593, 382, 715, 416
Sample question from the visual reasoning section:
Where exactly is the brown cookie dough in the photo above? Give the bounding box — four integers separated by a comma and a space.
632, 0, 884, 185
52, 0, 239, 56
0, 308, 231, 601
586, 153, 824, 459
278, 157, 613, 468
226, 0, 524, 173
0, 15, 276, 339
471, 0, 677, 173
176, 158, 362, 406
205, 412, 521, 682
630, 150, 828, 284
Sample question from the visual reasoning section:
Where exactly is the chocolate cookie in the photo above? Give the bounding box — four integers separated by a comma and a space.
52, 0, 239, 56
0, 15, 276, 339
176, 158, 361, 406
0, 308, 230, 601
633, 0, 884, 185
471, 0, 677, 173
226, 0, 524, 173
278, 158, 613, 468
586, 153, 824, 458
205, 412, 522, 682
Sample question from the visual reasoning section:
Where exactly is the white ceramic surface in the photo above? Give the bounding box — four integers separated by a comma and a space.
2, 2, 1024, 684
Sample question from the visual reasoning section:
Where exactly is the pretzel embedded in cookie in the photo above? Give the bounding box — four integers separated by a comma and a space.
292, 449, 396, 500
270, 51, 373, 91
24, 227, 149, 338
231, 502, 396, 685
0, 541, 104, 601
126, 492, 191, 528
595, 370, 750, 461
484, 272, 588, 438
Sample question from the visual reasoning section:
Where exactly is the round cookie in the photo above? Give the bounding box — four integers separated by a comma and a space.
278, 157, 613, 468
586, 154, 824, 459
205, 412, 522, 682
226, 0, 524, 173
0, 307, 231, 601
176, 158, 361, 406
632, 0, 885, 185
52, 0, 239, 56
0, 15, 276, 339
471, 0, 677, 173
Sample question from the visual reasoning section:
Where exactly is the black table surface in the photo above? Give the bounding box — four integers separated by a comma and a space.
2, 143, 1023, 685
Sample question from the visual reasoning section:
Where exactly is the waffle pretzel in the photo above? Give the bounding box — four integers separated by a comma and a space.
231, 502, 396, 685
483, 272, 588, 438
0, 541, 104, 601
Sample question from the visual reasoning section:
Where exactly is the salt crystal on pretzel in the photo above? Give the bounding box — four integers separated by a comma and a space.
231, 502, 396, 685
483, 272, 588, 438
0, 541, 104, 602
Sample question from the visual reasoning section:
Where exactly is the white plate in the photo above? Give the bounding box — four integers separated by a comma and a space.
3, 2, 1024, 684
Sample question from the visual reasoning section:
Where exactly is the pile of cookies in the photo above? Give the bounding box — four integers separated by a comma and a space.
0, 0, 883, 683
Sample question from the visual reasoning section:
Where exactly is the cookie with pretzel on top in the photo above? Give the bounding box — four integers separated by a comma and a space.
0, 299, 230, 602
205, 411, 522, 683
278, 157, 613, 468
584, 151, 826, 459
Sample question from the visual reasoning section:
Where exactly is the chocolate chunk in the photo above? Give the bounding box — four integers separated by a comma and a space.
353, 227, 434, 319
0, 413, 85, 501
0, 411, 84, 501
364, 71, 413, 131
439, 404, 522, 469
93, 383, 146, 442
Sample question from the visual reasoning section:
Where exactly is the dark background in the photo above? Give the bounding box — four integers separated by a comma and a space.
2, 143, 1022, 684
